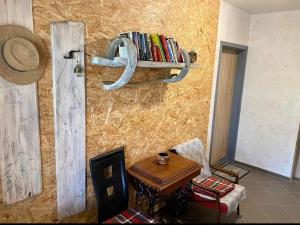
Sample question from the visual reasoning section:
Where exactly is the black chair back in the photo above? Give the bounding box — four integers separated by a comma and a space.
90, 147, 129, 223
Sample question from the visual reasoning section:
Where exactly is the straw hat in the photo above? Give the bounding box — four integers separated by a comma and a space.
0, 25, 47, 85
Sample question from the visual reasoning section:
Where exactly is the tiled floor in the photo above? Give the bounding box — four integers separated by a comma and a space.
163, 167, 300, 223
236, 169, 300, 224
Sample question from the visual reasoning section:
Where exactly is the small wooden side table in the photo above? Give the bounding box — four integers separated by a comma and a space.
127, 152, 201, 216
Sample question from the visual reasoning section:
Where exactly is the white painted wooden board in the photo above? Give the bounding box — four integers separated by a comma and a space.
0, 0, 42, 205
51, 22, 86, 219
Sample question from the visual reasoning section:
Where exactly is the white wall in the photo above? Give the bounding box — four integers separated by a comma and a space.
207, 1, 251, 159
236, 10, 300, 177
217, 1, 251, 45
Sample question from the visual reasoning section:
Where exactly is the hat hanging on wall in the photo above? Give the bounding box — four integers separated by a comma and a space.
0, 25, 47, 85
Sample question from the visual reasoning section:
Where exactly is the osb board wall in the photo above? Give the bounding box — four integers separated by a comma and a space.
0, 0, 219, 223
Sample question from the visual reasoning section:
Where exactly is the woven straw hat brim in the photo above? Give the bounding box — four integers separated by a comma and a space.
0, 25, 47, 85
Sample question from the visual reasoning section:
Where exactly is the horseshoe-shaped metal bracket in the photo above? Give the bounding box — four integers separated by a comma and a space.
162, 49, 191, 83
103, 37, 137, 91
91, 37, 193, 90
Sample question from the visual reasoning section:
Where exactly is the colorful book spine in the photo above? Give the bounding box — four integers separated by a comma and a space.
175, 41, 183, 63
141, 33, 147, 61
169, 38, 178, 63
139, 33, 146, 60
150, 34, 166, 62
138, 33, 143, 60
118, 32, 184, 63
159, 35, 171, 62
144, 33, 150, 61
156, 46, 162, 62
145, 33, 153, 61
166, 39, 175, 62
143, 33, 149, 60
151, 46, 158, 61
133, 32, 140, 60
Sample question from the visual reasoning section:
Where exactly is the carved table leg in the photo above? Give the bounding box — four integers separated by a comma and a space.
133, 179, 158, 216
133, 179, 193, 222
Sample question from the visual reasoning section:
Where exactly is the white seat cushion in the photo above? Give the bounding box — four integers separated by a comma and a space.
193, 183, 246, 214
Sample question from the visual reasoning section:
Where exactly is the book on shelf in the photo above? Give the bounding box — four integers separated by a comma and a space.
166, 39, 175, 62
175, 41, 183, 63
137, 33, 143, 60
159, 34, 171, 62
133, 32, 140, 60
156, 46, 162, 62
151, 46, 157, 61
139, 33, 146, 60
145, 33, 153, 61
118, 31, 186, 63
143, 33, 149, 61
169, 38, 178, 63
151, 34, 166, 62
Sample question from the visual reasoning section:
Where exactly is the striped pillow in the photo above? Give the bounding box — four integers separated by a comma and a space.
192, 176, 235, 198
103, 208, 158, 224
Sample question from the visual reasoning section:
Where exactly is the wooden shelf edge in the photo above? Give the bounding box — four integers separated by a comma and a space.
92, 56, 198, 69
102, 75, 175, 87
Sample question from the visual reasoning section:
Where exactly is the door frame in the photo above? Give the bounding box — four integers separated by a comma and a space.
208, 41, 248, 165
291, 122, 300, 181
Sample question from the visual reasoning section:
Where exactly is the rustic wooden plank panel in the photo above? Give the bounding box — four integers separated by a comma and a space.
0, 0, 42, 205
50, 22, 86, 220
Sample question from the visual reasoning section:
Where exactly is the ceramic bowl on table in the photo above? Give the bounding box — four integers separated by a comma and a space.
157, 152, 170, 165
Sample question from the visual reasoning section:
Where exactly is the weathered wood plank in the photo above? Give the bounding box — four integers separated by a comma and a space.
0, 0, 42, 205
50, 22, 86, 219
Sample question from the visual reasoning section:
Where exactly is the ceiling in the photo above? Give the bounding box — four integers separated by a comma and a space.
224, 0, 300, 14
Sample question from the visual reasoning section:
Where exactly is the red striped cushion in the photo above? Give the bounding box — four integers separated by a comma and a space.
103, 208, 159, 224
192, 176, 235, 198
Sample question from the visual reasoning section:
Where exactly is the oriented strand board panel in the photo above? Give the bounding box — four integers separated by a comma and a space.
0, 0, 42, 205
51, 22, 86, 220
1, 0, 219, 223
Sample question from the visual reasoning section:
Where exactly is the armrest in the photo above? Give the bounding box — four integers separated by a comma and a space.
210, 164, 239, 184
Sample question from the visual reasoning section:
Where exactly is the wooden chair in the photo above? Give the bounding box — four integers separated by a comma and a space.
170, 138, 246, 223
89, 147, 159, 224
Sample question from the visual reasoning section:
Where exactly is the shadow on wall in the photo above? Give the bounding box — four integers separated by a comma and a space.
85, 38, 170, 109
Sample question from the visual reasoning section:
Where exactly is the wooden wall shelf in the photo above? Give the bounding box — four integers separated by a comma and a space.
92, 56, 198, 69
91, 37, 198, 91
102, 75, 175, 87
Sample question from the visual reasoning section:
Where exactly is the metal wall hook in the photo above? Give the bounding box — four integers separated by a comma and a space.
64, 49, 80, 59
